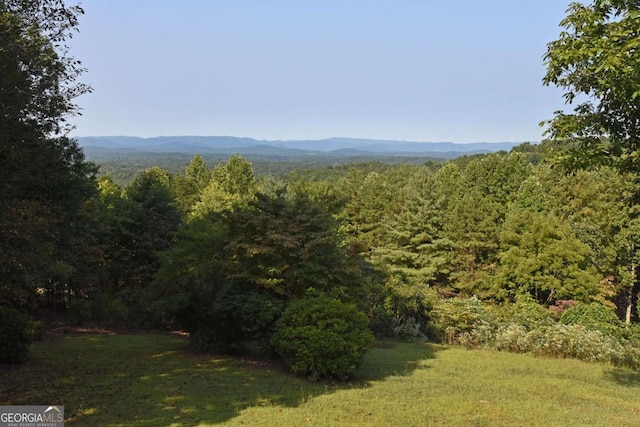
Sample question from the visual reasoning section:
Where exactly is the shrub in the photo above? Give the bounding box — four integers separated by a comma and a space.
392, 317, 428, 342
497, 295, 554, 331
611, 341, 640, 370
189, 328, 230, 353
0, 307, 32, 364
494, 324, 529, 353
561, 303, 623, 337
106, 298, 130, 326
211, 284, 287, 356
363, 277, 437, 340
68, 298, 91, 326
431, 297, 497, 346
186, 284, 286, 356
494, 323, 626, 364
271, 295, 375, 380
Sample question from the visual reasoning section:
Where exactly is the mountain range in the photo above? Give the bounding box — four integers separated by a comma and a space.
77, 136, 525, 159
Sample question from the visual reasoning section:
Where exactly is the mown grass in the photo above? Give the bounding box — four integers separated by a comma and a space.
1, 333, 640, 426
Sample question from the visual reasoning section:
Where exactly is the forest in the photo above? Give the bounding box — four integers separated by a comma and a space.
3, 0, 640, 383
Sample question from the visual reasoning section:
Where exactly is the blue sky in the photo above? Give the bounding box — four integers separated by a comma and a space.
70, 0, 574, 143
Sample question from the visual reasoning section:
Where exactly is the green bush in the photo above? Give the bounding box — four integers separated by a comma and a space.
184, 284, 286, 356
497, 296, 554, 331
271, 295, 375, 380
68, 298, 91, 326
0, 307, 32, 364
432, 297, 497, 346
560, 303, 623, 337
210, 284, 287, 356
493, 323, 640, 367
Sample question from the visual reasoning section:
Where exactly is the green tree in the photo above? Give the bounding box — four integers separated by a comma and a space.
226, 190, 359, 299
171, 154, 212, 215
542, 0, 640, 173
336, 170, 403, 257
95, 177, 135, 294
370, 167, 449, 334
543, 1, 640, 320
547, 167, 640, 321
122, 167, 181, 288
0, 0, 96, 312
151, 215, 230, 341
375, 166, 450, 287
439, 154, 532, 294
153, 183, 369, 353
495, 208, 599, 304
192, 155, 257, 217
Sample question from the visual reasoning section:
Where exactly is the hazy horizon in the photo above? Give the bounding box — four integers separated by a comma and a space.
70, 1, 572, 143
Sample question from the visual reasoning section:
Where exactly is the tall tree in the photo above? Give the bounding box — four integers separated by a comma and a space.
547, 167, 640, 321
495, 201, 599, 305
375, 166, 450, 288
542, 0, 640, 172
337, 170, 402, 258
192, 155, 257, 217
171, 154, 212, 215
121, 167, 181, 288
226, 190, 360, 299
0, 0, 96, 310
543, 0, 640, 320
440, 154, 532, 294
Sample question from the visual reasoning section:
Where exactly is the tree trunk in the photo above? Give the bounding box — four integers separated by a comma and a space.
627, 242, 637, 325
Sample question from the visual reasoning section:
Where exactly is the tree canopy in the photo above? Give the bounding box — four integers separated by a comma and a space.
542, 0, 640, 172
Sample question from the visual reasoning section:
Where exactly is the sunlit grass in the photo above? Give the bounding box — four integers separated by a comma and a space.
1, 333, 640, 426
228, 346, 640, 426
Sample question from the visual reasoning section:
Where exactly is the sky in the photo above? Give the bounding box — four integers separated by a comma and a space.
69, 0, 575, 143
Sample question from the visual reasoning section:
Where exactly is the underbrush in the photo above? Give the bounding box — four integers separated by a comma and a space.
431, 296, 640, 370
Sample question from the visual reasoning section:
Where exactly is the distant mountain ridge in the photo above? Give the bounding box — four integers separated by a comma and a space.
76, 135, 525, 158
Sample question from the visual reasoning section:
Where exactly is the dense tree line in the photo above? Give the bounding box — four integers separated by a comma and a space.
50, 148, 640, 336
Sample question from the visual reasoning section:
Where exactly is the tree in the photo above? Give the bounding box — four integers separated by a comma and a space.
153, 183, 369, 353
495, 208, 599, 304
151, 214, 232, 348
546, 167, 640, 321
192, 155, 257, 217
0, 0, 90, 135
171, 155, 212, 215
440, 154, 532, 294
336, 170, 402, 257
370, 167, 449, 335
121, 167, 181, 288
226, 190, 359, 299
0, 0, 96, 312
542, 0, 640, 321
374, 166, 449, 287
542, 0, 640, 172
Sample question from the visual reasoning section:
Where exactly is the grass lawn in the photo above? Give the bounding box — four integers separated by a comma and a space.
1, 332, 640, 426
